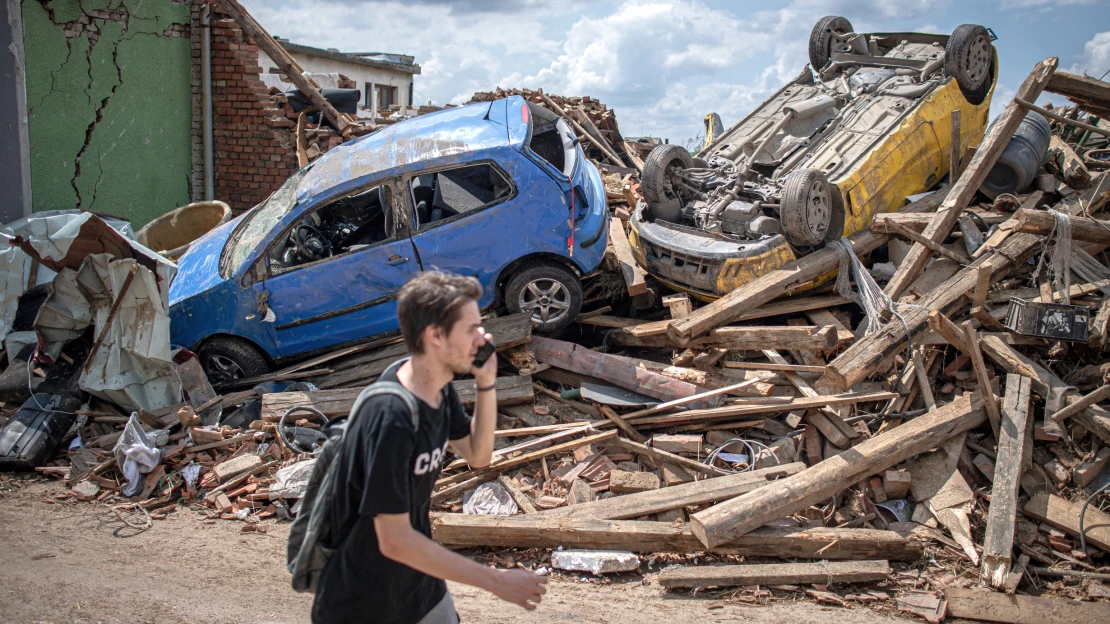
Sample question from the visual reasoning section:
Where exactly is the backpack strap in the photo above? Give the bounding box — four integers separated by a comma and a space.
349, 357, 420, 431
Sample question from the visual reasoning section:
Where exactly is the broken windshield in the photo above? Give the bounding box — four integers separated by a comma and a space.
222, 167, 310, 278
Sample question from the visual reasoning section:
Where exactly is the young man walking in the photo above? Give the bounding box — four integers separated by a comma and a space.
312, 271, 547, 623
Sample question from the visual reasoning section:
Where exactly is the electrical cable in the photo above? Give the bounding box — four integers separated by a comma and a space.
1079, 479, 1110, 557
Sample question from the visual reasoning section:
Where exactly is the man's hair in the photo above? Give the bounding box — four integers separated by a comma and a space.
397, 271, 483, 354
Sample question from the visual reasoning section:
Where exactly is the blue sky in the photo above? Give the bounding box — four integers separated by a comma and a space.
242, 0, 1110, 144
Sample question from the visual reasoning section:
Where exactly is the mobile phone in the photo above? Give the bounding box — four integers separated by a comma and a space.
473, 340, 496, 368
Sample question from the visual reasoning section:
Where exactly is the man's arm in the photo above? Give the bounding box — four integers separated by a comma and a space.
448, 339, 497, 468
374, 513, 546, 609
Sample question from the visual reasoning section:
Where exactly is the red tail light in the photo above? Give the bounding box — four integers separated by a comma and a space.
520, 105, 529, 124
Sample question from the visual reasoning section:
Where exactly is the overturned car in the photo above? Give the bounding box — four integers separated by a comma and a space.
630, 17, 997, 299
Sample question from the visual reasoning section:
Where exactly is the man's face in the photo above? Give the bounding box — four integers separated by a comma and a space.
427, 301, 485, 374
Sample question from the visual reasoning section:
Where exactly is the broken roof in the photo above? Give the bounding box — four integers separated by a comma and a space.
274, 38, 421, 75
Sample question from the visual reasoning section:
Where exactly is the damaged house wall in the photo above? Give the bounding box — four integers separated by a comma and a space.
21, 0, 194, 227
206, 7, 298, 213
1, 1, 32, 223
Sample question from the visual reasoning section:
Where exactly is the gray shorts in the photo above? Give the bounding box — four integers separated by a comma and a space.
416, 592, 459, 624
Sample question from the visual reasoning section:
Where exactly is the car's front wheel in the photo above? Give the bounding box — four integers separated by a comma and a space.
505, 263, 583, 334
198, 336, 270, 384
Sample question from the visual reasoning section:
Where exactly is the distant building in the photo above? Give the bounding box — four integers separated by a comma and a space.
258, 38, 421, 116
625, 136, 667, 161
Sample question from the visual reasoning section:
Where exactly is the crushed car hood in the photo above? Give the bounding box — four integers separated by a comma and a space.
169, 214, 242, 305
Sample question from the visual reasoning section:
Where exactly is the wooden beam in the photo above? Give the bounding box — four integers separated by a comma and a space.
823, 227, 1046, 392
610, 323, 839, 350
612, 379, 760, 423
1015, 97, 1110, 139
946, 587, 1110, 624
217, 0, 352, 135
533, 463, 804, 520
885, 217, 971, 265
1023, 491, 1110, 553
607, 218, 647, 297
1013, 207, 1110, 244
658, 559, 891, 588
763, 348, 856, 445
950, 109, 962, 181
498, 476, 537, 514
431, 514, 926, 560
979, 334, 1110, 443
1046, 135, 1093, 190
964, 323, 1002, 436
531, 336, 714, 406
625, 391, 897, 429
598, 405, 646, 443
883, 57, 1058, 299
1046, 70, 1110, 117
689, 392, 986, 548
435, 431, 617, 489
1051, 383, 1110, 423
610, 437, 728, 478
981, 374, 1032, 588
721, 361, 825, 374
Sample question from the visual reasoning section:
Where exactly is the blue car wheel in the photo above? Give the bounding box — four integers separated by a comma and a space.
505, 263, 583, 334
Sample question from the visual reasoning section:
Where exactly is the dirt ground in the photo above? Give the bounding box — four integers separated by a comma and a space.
0, 477, 919, 624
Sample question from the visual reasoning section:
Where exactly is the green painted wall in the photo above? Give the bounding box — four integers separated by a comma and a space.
22, 0, 193, 227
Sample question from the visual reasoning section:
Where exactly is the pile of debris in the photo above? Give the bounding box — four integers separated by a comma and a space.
468, 87, 644, 174
7, 51, 1110, 623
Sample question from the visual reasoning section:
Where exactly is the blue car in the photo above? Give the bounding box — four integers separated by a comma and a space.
168, 96, 609, 381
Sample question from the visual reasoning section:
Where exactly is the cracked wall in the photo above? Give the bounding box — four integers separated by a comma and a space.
22, 0, 193, 227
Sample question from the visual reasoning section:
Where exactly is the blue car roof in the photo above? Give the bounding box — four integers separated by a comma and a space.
296, 97, 520, 205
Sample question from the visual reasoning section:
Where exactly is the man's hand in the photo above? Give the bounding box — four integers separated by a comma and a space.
471, 330, 497, 385
488, 568, 547, 610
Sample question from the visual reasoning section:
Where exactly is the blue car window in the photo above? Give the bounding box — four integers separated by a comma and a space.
268, 183, 396, 275
410, 163, 513, 231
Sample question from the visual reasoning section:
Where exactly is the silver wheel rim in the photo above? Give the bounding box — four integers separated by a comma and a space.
519, 278, 571, 325
965, 35, 990, 85
806, 179, 831, 239
206, 354, 245, 383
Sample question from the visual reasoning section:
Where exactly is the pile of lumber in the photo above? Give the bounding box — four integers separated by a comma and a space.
468, 87, 644, 174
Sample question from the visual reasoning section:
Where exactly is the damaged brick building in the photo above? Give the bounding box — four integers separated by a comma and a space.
1, 0, 419, 224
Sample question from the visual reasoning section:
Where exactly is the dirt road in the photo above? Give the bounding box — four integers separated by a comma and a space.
0, 478, 915, 623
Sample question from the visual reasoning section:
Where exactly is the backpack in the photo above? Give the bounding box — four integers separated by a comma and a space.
286, 358, 419, 594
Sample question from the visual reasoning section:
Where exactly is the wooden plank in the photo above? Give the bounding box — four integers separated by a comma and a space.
721, 361, 825, 374
435, 431, 617, 489
610, 437, 728, 478
1046, 135, 1093, 190
981, 374, 1032, 588
885, 217, 971, 265
598, 405, 646, 443
1023, 492, 1110, 553
534, 463, 804, 520
625, 391, 897, 429
689, 392, 986, 548
946, 587, 1110, 624
805, 309, 855, 344
658, 559, 890, 588
950, 109, 962, 181
431, 514, 925, 560
763, 349, 856, 444
736, 295, 852, 321
607, 218, 647, 297
883, 57, 1059, 299
1051, 384, 1110, 423
963, 323, 1002, 437
1047, 70, 1110, 117
498, 476, 536, 514
260, 376, 532, 422
531, 336, 713, 406
610, 324, 838, 350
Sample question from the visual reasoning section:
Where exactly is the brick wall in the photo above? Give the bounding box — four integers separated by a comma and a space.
208, 8, 297, 213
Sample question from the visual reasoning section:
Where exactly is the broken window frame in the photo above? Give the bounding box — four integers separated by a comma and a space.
405, 160, 518, 234
259, 175, 406, 278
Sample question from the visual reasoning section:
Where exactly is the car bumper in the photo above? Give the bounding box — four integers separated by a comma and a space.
628, 204, 798, 299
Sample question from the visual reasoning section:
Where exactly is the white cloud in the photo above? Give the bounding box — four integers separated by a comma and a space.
997, 0, 1095, 7
1069, 31, 1110, 78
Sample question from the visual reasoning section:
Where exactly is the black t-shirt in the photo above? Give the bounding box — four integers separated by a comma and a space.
311, 366, 472, 624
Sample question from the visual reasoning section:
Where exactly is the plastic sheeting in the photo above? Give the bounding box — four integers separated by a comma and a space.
268, 459, 317, 500
113, 413, 163, 497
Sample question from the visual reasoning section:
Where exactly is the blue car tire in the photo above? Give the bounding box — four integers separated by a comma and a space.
505, 263, 582, 334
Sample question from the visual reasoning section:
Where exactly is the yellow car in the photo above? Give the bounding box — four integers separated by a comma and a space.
629, 16, 997, 300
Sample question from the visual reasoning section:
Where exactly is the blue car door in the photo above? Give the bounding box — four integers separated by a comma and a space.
404, 155, 552, 306
253, 180, 419, 357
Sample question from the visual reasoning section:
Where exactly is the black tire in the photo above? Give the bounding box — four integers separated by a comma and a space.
809, 16, 853, 71
945, 24, 992, 103
780, 169, 842, 247
198, 336, 270, 384
642, 144, 694, 223
505, 263, 582, 334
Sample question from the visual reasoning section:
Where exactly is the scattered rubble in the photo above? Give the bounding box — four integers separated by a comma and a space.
3, 6, 1110, 622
